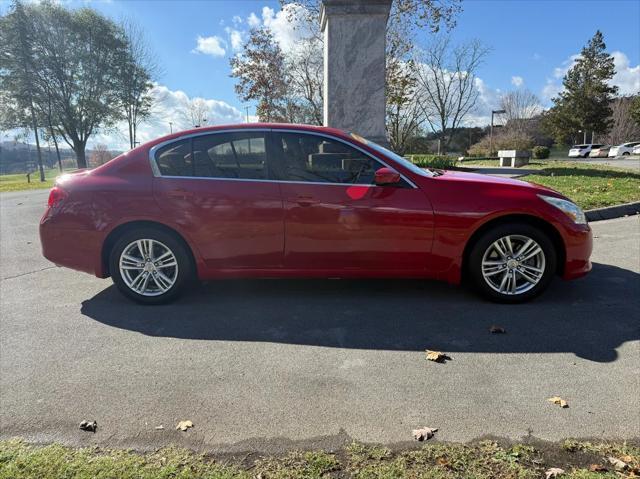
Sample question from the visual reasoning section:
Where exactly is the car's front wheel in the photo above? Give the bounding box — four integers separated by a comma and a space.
109, 227, 193, 304
468, 223, 557, 303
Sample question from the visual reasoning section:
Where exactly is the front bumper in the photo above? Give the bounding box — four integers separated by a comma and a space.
561, 223, 593, 280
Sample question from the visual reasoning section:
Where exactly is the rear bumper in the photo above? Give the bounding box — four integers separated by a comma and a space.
561, 223, 593, 280
40, 215, 106, 277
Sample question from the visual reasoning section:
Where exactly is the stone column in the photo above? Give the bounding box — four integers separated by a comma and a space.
321, 0, 392, 145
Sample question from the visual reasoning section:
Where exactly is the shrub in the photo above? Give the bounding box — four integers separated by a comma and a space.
532, 145, 550, 159
468, 130, 535, 157
408, 155, 457, 170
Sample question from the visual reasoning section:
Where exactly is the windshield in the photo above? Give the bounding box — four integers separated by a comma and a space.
350, 133, 435, 177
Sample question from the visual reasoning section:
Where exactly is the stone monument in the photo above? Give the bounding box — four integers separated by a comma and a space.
320, 0, 392, 145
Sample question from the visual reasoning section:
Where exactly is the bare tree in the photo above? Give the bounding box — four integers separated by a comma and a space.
500, 89, 543, 135
118, 19, 159, 149
184, 98, 210, 128
89, 143, 113, 167
286, 37, 323, 125
602, 96, 640, 145
386, 59, 424, 154
414, 35, 489, 153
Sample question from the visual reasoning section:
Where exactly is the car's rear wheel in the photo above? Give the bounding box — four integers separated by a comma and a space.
622, 151, 630, 156
468, 223, 557, 303
109, 227, 192, 304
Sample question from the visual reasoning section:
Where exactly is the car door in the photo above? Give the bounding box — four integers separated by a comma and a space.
269, 130, 434, 273
152, 130, 284, 271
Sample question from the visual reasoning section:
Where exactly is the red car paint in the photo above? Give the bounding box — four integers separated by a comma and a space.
40, 123, 592, 284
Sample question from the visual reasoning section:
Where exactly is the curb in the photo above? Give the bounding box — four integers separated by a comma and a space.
585, 201, 640, 222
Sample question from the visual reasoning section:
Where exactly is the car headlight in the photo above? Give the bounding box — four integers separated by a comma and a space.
539, 195, 587, 224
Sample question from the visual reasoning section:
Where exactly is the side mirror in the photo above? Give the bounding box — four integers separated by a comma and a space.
374, 167, 401, 186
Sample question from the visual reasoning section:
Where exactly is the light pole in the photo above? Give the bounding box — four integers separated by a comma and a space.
489, 109, 506, 156
245, 106, 250, 123
169, 122, 173, 134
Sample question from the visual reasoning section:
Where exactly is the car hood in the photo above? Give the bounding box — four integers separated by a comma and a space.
435, 169, 564, 197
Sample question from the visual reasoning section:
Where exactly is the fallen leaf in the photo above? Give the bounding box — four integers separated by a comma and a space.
425, 350, 450, 362
589, 464, 607, 472
545, 467, 565, 478
489, 325, 506, 334
412, 426, 437, 441
608, 456, 628, 471
176, 420, 193, 431
547, 396, 569, 408
79, 420, 97, 433
436, 457, 450, 467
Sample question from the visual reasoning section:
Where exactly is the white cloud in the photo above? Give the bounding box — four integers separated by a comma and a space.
192, 35, 226, 57
611, 51, 640, 95
225, 27, 243, 51
260, 4, 313, 53
232, 15, 243, 25
511, 76, 524, 87
247, 12, 260, 27
87, 84, 244, 150
541, 50, 639, 102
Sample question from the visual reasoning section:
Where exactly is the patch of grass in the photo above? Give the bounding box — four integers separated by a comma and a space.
452, 159, 640, 210
0, 169, 61, 192
525, 165, 640, 210
2, 439, 638, 479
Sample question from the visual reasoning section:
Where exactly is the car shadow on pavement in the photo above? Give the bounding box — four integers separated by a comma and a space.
81, 262, 639, 363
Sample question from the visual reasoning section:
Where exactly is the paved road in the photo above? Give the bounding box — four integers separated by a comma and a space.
1, 189, 639, 454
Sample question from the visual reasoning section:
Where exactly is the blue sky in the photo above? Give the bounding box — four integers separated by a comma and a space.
1, 0, 639, 148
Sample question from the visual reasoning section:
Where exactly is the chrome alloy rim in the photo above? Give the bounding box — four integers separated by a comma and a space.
119, 239, 178, 296
481, 235, 546, 295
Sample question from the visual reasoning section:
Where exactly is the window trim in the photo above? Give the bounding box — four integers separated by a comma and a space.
148, 128, 417, 188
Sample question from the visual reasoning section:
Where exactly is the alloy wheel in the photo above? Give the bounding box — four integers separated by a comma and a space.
118, 239, 179, 296
481, 234, 546, 295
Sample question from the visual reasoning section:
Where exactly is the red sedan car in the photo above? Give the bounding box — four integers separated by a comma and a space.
40, 124, 592, 304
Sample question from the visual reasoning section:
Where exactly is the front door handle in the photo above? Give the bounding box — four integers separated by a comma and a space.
295, 195, 315, 207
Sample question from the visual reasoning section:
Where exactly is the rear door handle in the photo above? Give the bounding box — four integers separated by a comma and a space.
168, 189, 194, 199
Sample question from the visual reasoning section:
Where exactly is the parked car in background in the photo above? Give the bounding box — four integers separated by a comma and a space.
632, 145, 640, 155
588, 145, 611, 158
568, 144, 604, 158
40, 124, 592, 305
609, 142, 640, 157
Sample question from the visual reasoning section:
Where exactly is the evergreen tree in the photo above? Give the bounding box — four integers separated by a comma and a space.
543, 31, 618, 144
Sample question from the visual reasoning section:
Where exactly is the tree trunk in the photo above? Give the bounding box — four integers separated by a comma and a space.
47, 116, 63, 172
30, 111, 45, 182
74, 141, 87, 169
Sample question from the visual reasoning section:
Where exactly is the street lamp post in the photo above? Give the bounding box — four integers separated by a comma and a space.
489, 109, 506, 156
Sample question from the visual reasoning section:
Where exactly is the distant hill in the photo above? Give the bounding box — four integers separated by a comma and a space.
0, 142, 123, 174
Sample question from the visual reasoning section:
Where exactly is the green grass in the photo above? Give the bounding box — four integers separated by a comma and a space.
1, 439, 638, 479
450, 160, 640, 210
0, 168, 61, 192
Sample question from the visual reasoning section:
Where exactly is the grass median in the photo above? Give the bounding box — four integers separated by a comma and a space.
0, 169, 59, 193
1, 439, 638, 479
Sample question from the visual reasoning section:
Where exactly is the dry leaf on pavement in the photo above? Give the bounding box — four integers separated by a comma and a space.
412, 426, 437, 441
545, 467, 565, 478
425, 350, 450, 362
79, 420, 97, 433
489, 325, 506, 334
176, 420, 193, 431
547, 396, 569, 408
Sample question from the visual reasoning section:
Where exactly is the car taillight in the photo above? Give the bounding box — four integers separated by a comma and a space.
47, 186, 68, 208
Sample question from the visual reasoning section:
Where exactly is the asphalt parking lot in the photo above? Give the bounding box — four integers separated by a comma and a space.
0, 189, 639, 454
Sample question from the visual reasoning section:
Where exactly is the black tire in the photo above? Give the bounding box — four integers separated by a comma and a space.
468, 222, 557, 303
109, 227, 193, 305
622, 151, 630, 156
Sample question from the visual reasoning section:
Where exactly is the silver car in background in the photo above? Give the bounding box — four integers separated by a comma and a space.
609, 142, 640, 157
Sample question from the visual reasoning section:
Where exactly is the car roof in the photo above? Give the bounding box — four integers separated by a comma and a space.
146, 123, 351, 149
